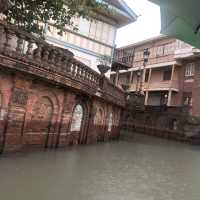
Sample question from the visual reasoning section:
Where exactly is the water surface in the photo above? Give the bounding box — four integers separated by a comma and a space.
0, 134, 200, 200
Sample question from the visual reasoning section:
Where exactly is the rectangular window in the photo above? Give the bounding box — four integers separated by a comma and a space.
78, 18, 90, 36
163, 70, 172, 81
89, 20, 97, 39
95, 21, 103, 41
156, 46, 164, 57
185, 63, 195, 77
183, 92, 192, 106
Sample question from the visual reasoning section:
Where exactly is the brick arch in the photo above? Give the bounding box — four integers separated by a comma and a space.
30, 96, 54, 132
69, 99, 90, 144
93, 107, 106, 141
25, 90, 60, 146
94, 107, 105, 126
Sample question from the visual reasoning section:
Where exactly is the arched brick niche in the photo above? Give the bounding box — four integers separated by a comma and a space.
24, 90, 60, 147
93, 107, 105, 142
68, 102, 89, 145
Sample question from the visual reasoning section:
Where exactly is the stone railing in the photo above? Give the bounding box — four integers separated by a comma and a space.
0, 21, 100, 86
101, 78, 126, 106
0, 21, 126, 106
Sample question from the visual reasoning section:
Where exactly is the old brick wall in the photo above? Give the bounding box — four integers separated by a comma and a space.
192, 61, 200, 117
0, 70, 123, 152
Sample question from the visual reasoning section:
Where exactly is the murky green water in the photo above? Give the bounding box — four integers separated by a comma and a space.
0, 134, 200, 200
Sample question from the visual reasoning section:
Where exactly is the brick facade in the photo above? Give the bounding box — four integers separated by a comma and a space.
0, 21, 125, 153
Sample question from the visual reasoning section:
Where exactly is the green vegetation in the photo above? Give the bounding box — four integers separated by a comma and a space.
2, 0, 108, 35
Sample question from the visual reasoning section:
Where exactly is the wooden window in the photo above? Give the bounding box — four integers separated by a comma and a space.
163, 70, 172, 81
183, 92, 192, 106
185, 63, 195, 77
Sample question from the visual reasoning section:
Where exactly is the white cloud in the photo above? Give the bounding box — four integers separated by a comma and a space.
116, 0, 161, 47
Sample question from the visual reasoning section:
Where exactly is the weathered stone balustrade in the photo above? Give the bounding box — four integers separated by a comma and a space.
0, 21, 126, 107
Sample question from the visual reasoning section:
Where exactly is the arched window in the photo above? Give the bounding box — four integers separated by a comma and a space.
70, 104, 84, 132
108, 113, 113, 132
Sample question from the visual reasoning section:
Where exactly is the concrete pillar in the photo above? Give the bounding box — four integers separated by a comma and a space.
167, 65, 175, 107
147, 68, 152, 90
171, 65, 175, 81
129, 71, 133, 85
167, 90, 172, 106
142, 68, 146, 83
148, 68, 152, 83
115, 71, 119, 86
145, 91, 149, 105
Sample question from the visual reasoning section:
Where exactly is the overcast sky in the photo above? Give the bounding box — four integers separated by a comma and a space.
116, 0, 161, 47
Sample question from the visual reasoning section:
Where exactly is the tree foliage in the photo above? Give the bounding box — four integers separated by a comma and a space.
3, 0, 108, 35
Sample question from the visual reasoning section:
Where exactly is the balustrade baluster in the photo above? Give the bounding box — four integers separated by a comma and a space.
79, 64, 84, 79
71, 60, 76, 77
49, 49, 56, 66
42, 45, 50, 62
76, 63, 81, 78
56, 50, 62, 68
16, 34, 24, 55
34, 43, 43, 61
26, 39, 34, 58
81, 65, 86, 79
66, 58, 72, 73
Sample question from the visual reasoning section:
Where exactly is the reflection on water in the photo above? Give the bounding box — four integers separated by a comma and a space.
0, 134, 200, 200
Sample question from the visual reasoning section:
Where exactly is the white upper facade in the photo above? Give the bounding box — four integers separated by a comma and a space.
45, 0, 137, 71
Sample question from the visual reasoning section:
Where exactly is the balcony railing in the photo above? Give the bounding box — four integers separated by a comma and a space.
128, 80, 179, 92
0, 21, 126, 107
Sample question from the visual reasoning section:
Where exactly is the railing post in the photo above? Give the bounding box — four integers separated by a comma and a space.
49, 48, 56, 66
16, 34, 24, 55
56, 50, 62, 69
34, 43, 43, 61
66, 58, 72, 73
42, 45, 50, 62
72, 61, 77, 77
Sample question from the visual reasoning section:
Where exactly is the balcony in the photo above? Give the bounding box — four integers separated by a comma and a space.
128, 80, 179, 92
175, 47, 200, 59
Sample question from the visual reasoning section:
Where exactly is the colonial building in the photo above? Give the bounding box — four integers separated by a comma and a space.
111, 35, 200, 117
45, 0, 137, 71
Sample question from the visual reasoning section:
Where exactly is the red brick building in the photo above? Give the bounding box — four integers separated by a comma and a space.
0, 21, 128, 153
